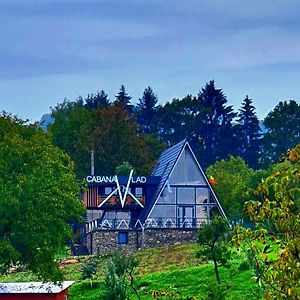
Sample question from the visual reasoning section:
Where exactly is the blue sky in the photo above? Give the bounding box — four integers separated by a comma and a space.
0, 0, 300, 121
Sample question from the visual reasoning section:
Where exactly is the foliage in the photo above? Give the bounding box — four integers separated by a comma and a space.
0, 113, 84, 281
155, 95, 197, 146
232, 144, 300, 299
237, 95, 262, 169
204, 282, 230, 300
206, 156, 254, 218
238, 260, 250, 271
49, 101, 162, 177
151, 80, 238, 167
115, 84, 133, 112
143, 133, 167, 166
90, 103, 157, 175
0, 243, 263, 299
262, 100, 300, 166
103, 252, 140, 300
150, 288, 188, 299
135, 86, 159, 134
197, 217, 231, 284
49, 103, 93, 178
194, 80, 237, 167
81, 257, 99, 287
85, 90, 110, 109
115, 161, 135, 175
154, 80, 238, 167
47, 85, 300, 183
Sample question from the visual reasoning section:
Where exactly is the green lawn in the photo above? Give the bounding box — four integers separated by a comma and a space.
68, 244, 263, 299
68, 263, 262, 300
0, 243, 264, 299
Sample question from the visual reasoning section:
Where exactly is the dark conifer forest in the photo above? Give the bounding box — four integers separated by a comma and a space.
47, 81, 300, 178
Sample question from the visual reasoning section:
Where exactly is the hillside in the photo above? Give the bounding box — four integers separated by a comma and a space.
0, 243, 263, 299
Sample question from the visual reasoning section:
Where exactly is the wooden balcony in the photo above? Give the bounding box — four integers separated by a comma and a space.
83, 188, 145, 209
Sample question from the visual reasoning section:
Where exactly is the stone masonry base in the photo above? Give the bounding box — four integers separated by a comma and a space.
86, 228, 196, 255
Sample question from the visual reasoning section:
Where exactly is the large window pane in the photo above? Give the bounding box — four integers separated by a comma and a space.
157, 192, 165, 204
169, 153, 185, 184
186, 149, 206, 184
105, 187, 112, 195
148, 205, 176, 220
196, 205, 209, 221
196, 206, 209, 228
169, 148, 207, 185
165, 187, 176, 203
104, 210, 131, 220
116, 211, 130, 220
178, 187, 195, 204
135, 187, 143, 196
165, 205, 176, 219
149, 205, 165, 219
196, 188, 209, 204
157, 187, 176, 204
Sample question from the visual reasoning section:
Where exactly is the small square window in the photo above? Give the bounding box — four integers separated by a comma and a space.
135, 187, 143, 196
105, 187, 112, 195
118, 232, 129, 244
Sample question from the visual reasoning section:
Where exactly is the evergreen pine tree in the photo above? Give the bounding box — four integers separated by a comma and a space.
136, 86, 158, 133
155, 95, 197, 146
195, 80, 237, 167
115, 85, 132, 112
85, 90, 110, 109
237, 96, 262, 169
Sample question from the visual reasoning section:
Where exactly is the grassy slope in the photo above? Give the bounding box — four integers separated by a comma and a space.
0, 244, 263, 299
69, 244, 263, 299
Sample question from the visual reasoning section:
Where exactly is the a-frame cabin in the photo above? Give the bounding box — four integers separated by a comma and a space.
143, 139, 226, 228
81, 140, 226, 254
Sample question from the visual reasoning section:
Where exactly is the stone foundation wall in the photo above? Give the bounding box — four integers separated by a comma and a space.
86, 228, 196, 255
87, 230, 139, 254
142, 228, 196, 248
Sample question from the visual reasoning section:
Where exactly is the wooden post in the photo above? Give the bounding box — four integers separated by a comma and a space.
91, 150, 95, 175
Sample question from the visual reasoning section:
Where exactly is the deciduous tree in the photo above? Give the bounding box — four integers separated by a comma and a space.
103, 253, 140, 300
262, 100, 300, 166
232, 145, 300, 299
206, 156, 254, 219
49, 101, 93, 178
91, 103, 155, 175
49, 99, 161, 177
0, 114, 84, 281
197, 216, 231, 284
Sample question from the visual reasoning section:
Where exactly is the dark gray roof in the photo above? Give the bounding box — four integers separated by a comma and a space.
139, 139, 187, 221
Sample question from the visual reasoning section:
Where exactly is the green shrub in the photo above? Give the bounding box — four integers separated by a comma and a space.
238, 260, 250, 271
80, 257, 99, 287
102, 252, 140, 300
205, 283, 230, 300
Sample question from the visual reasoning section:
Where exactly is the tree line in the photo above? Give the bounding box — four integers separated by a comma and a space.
47, 80, 300, 178
0, 81, 298, 295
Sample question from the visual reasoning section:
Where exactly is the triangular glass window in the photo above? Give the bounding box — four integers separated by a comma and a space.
169, 146, 206, 185
185, 148, 206, 184
169, 150, 185, 184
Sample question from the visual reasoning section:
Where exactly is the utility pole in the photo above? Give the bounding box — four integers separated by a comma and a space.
91, 150, 95, 175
